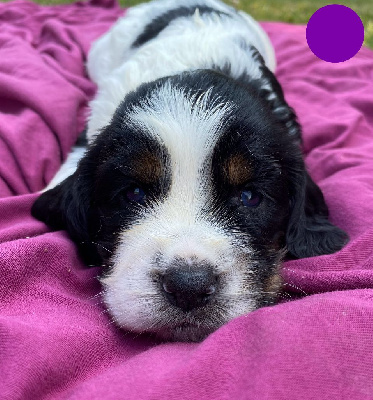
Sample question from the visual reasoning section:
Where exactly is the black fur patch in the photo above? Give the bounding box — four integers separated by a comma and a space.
75, 127, 88, 147
213, 45, 302, 143
132, 5, 229, 48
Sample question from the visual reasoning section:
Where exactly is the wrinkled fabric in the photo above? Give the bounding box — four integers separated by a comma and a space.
0, 2, 373, 399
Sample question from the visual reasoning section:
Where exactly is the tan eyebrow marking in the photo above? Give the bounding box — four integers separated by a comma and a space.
134, 152, 163, 184
225, 154, 252, 186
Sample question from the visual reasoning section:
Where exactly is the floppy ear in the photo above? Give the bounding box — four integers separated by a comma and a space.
286, 170, 348, 259
246, 52, 348, 258
31, 174, 101, 264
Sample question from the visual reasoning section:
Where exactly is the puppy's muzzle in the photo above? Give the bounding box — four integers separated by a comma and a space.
160, 262, 219, 312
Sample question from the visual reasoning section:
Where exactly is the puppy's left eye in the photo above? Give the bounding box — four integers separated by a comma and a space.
240, 190, 262, 208
126, 187, 147, 204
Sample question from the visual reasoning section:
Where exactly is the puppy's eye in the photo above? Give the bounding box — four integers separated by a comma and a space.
240, 190, 262, 208
126, 187, 147, 204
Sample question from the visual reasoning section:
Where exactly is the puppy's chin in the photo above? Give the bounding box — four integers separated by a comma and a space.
114, 308, 232, 343
154, 323, 216, 342
108, 285, 280, 342
153, 282, 281, 342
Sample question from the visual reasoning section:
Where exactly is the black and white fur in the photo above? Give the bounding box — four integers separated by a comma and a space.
32, 0, 348, 342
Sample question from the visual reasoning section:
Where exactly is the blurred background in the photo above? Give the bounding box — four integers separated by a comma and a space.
3, 0, 372, 48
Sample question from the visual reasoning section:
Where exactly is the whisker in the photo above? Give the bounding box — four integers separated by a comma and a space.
283, 282, 309, 296
278, 291, 293, 299
81, 241, 113, 254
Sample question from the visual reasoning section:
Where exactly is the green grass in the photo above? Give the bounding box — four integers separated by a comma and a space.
225, 0, 373, 49
6, 0, 372, 48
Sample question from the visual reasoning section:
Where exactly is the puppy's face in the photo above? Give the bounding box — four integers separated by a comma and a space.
32, 71, 347, 341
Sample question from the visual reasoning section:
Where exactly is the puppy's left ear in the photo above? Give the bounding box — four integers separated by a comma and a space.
286, 170, 348, 259
250, 53, 348, 257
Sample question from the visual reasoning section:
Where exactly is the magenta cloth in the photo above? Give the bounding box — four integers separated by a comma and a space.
1, 1, 373, 399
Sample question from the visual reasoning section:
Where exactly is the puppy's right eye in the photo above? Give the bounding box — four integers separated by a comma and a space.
126, 186, 147, 204
240, 189, 262, 208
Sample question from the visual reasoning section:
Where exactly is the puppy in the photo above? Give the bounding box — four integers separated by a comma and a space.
32, 0, 348, 342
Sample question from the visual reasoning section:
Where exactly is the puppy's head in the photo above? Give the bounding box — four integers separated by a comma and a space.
32, 70, 347, 341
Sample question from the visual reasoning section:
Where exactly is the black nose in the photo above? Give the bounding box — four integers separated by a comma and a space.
161, 264, 218, 312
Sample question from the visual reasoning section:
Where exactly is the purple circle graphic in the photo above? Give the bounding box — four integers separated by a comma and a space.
306, 4, 364, 63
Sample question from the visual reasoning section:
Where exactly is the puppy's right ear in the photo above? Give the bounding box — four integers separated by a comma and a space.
31, 174, 100, 264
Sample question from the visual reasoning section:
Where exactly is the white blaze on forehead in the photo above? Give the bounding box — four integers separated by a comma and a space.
128, 82, 234, 227
99, 81, 240, 272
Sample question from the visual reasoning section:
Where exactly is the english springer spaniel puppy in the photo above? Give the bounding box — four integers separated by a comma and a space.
32, 0, 348, 342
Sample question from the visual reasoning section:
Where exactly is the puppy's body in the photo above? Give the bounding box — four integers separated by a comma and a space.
33, 0, 347, 342
86, 0, 276, 142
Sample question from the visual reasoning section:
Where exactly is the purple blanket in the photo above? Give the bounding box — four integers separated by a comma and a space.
1, 1, 373, 399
